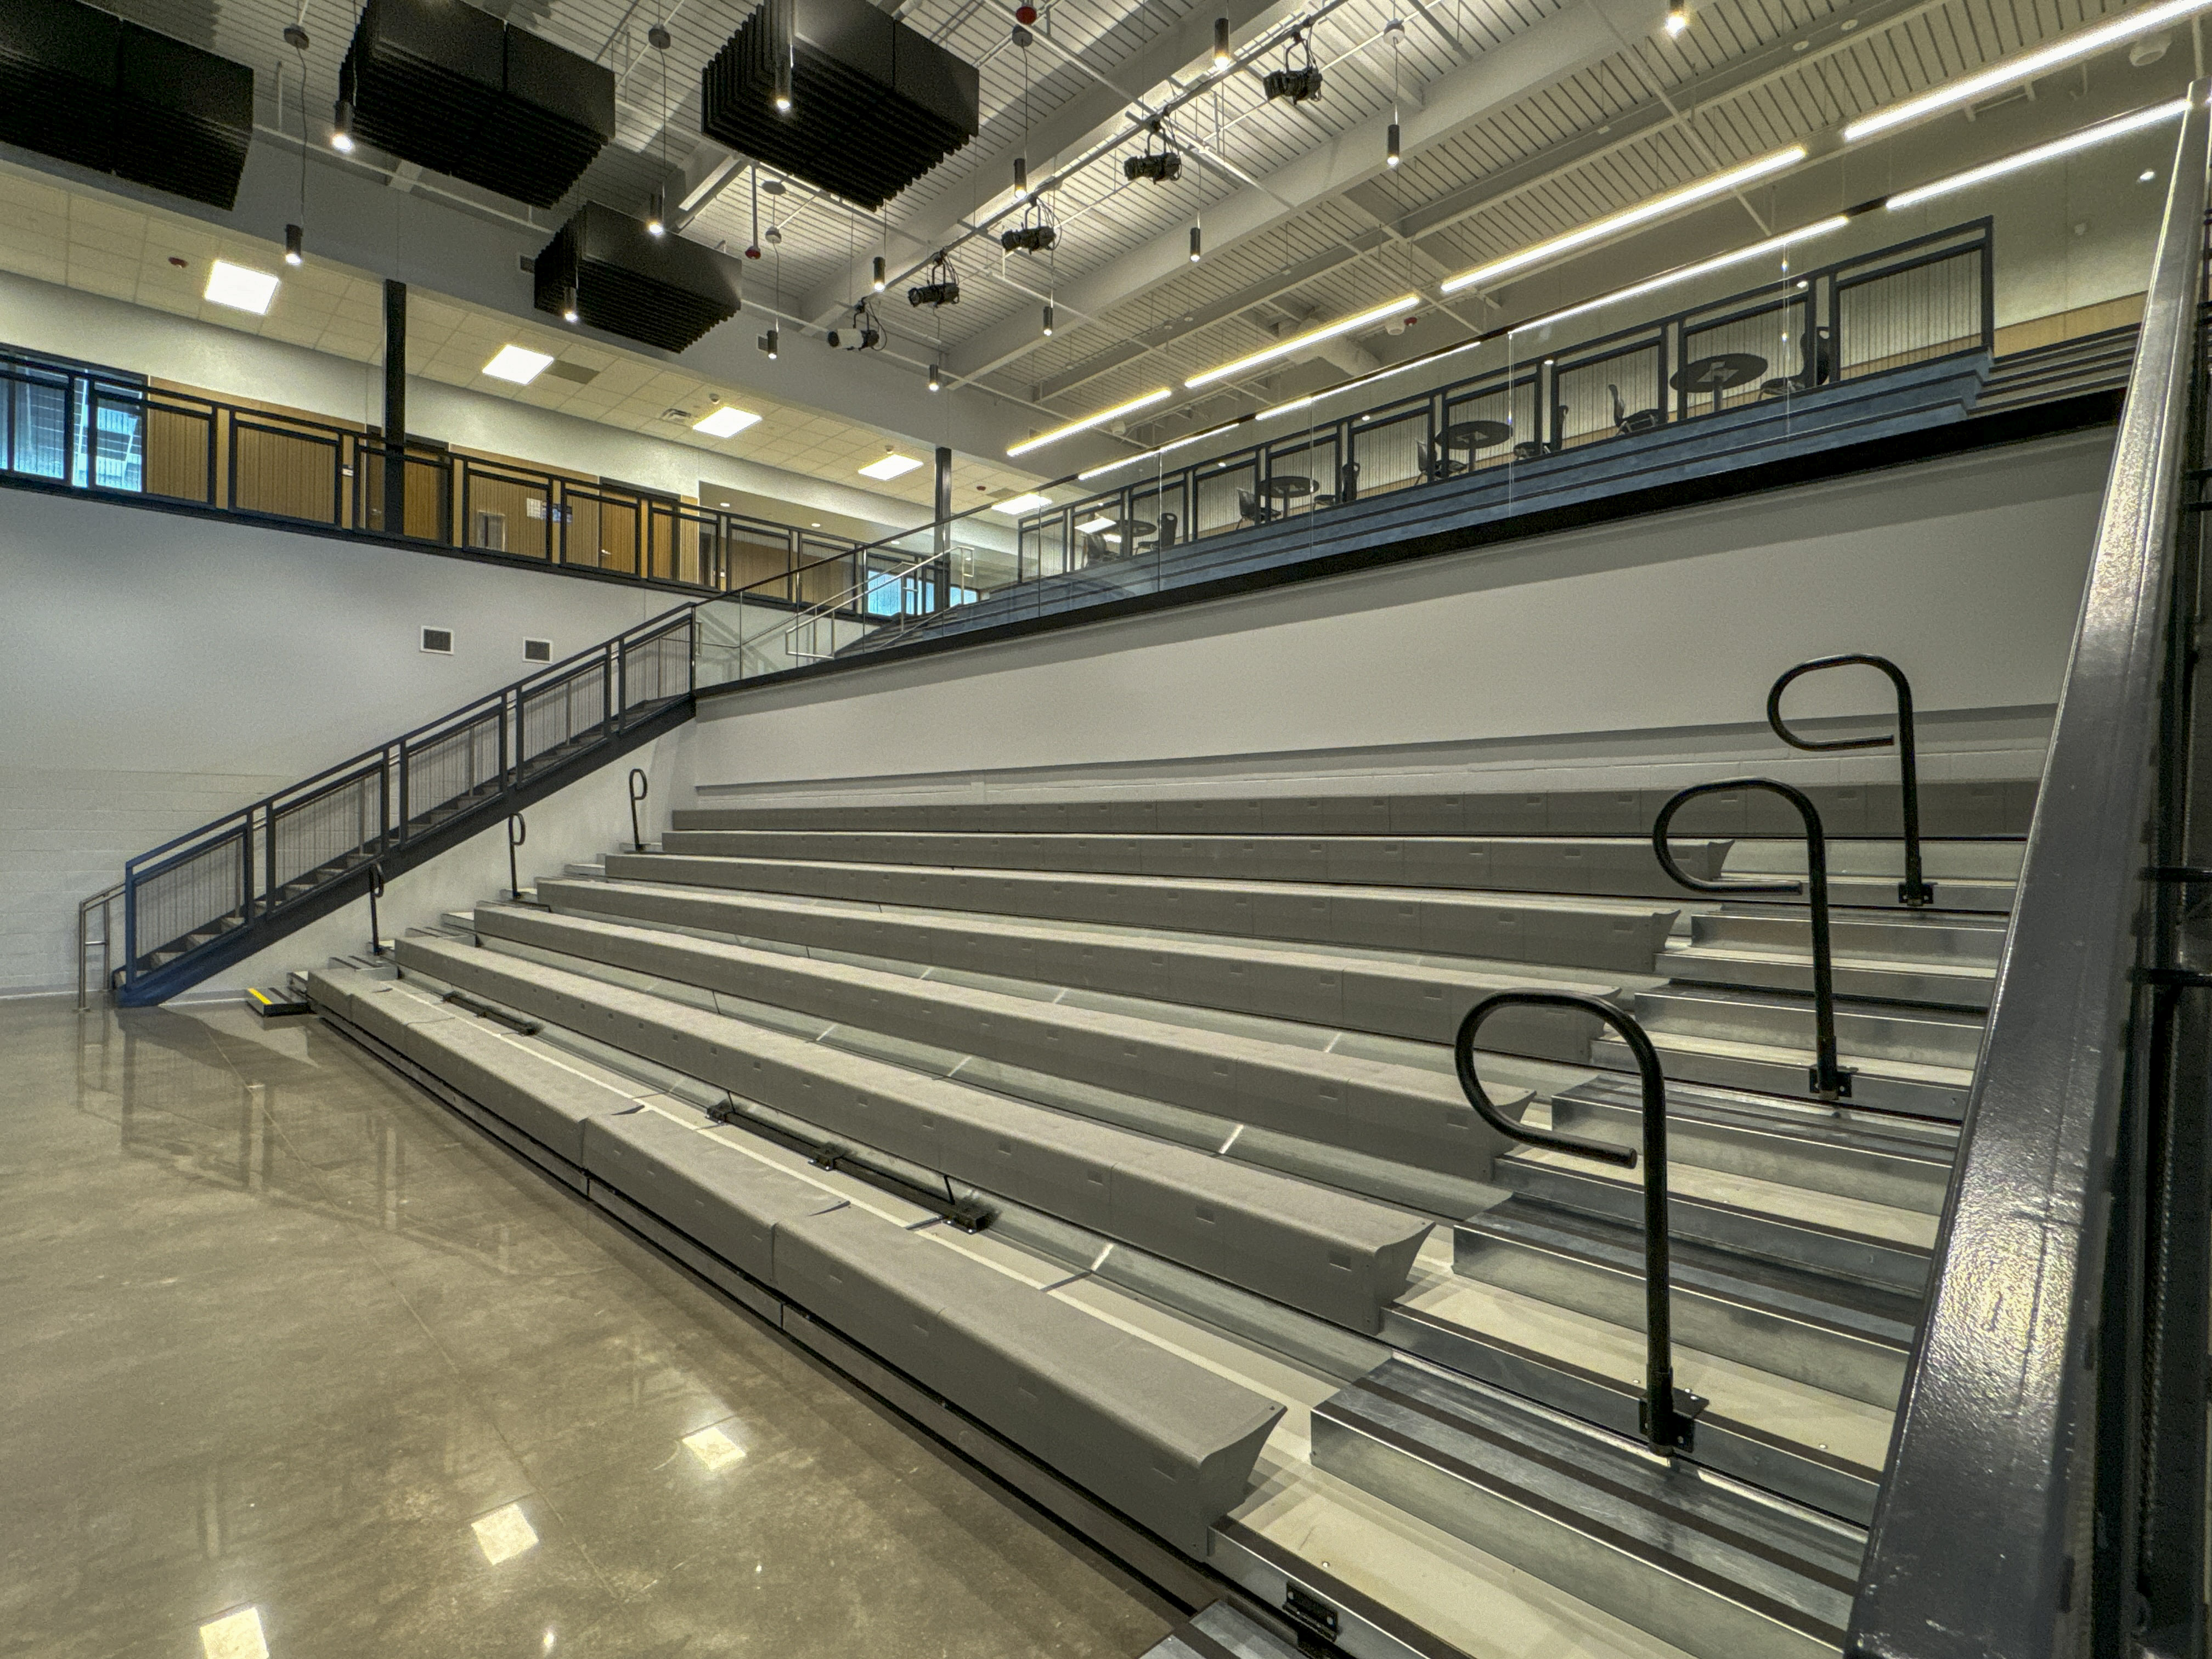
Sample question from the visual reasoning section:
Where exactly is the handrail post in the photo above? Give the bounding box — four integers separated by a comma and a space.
1767, 653, 1933, 906
1655, 778, 1854, 1101
366, 863, 385, 956
507, 813, 526, 901
628, 768, 649, 854
1455, 990, 1698, 1454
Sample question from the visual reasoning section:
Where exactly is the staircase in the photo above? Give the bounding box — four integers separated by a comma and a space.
292, 765, 2032, 1658
98, 606, 697, 1007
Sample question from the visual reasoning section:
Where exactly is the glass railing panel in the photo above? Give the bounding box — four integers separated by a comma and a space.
1679, 290, 1808, 420
1553, 332, 1666, 450
1351, 405, 1426, 497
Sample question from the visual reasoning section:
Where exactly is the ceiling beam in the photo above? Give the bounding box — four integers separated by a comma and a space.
950, 0, 1657, 403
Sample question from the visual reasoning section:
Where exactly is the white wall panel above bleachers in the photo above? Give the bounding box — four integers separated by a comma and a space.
691, 432, 2111, 805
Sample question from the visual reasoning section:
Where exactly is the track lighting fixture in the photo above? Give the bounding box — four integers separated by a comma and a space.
1664, 0, 1688, 36
284, 223, 304, 266
1264, 31, 1323, 102
1189, 224, 1202, 262
927, 363, 944, 391
331, 98, 356, 152
1014, 156, 1029, 196
1212, 17, 1231, 67
907, 251, 961, 307
561, 285, 579, 324
1125, 123, 1182, 183
758, 326, 780, 358
1386, 122, 1400, 167
646, 188, 666, 235
1041, 302, 1054, 336
828, 297, 885, 351
872, 256, 887, 291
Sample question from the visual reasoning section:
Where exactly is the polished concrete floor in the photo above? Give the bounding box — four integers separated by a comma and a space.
0, 995, 1176, 1658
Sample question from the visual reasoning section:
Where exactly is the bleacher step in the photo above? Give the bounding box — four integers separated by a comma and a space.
1452, 1201, 1918, 1407
1310, 1360, 1864, 1659
1627, 984, 1985, 1068
1494, 1146, 1934, 1292
1656, 942, 1995, 1009
1545, 1074, 1957, 1213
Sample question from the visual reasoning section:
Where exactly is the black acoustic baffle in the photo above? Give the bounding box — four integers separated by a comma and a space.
701, 0, 978, 211
340, 0, 613, 208
114, 21, 253, 208
0, 0, 119, 175
533, 203, 744, 353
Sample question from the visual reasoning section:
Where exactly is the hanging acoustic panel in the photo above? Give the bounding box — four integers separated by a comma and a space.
533, 203, 744, 353
0, 0, 252, 207
339, 0, 613, 208
701, 0, 978, 211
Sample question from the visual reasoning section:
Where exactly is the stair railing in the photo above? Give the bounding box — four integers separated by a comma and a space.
1654, 778, 1854, 1101
628, 769, 649, 853
1454, 990, 1698, 1455
76, 881, 122, 1012
1767, 653, 1933, 906
366, 863, 386, 956
506, 814, 526, 902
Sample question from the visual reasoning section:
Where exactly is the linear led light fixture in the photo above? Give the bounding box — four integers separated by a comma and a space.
1439, 147, 1807, 295
1184, 295, 1421, 391
1508, 215, 1852, 336
1847, 0, 2212, 142
693, 405, 761, 437
1886, 98, 2191, 211
1006, 387, 1172, 457
1077, 415, 1257, 481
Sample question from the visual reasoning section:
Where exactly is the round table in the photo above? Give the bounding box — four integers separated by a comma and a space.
1441, 420, 1513, 452
1259, 475, 1316, 501
1671, 352, 1768, 415
1090, 518, 1155, 554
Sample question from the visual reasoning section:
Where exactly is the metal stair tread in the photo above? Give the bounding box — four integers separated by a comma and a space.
1597, 1028, 1974, 1087
1550, 1075, 1958, 1166
1310, 1360, 1865, 1654
1390, 1244, 1893, 1474
1500, 1146, 1938, 1253
1457, 1202, 1921, 1350
1661, 945, 1994, 982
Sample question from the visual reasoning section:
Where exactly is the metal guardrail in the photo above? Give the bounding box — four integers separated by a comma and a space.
0, 345, 870, 594
1848, 86, 2212, 1659
108, 606, 697, 1002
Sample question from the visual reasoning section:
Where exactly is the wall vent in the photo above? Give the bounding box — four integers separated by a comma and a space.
522, 637, 551, 663
420, 626, 454, 654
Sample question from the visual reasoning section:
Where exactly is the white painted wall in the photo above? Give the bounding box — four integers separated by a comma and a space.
0, 488, 683, 995
691, 432, 2112, 806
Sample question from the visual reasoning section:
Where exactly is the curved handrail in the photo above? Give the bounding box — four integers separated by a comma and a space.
1768, 653, 1932, 907
507, 813, 527, 902
628, 768, 650, 853
1654, 778, 1853, 1101
366, 862, 386, 957
1456, 990, 1694, 1453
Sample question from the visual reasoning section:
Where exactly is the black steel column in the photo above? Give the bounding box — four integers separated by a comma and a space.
383, 279, 407, 534
932, 444, 952, 610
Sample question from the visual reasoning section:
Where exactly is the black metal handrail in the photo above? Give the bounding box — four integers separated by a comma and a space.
506, 814, 527, 904
1768, 653, 1933, 906
366, 864, 385, 957
116, 603, 699, 999
1454, 990, 1696, 1455
628, 768, 650, 853
1653, 778, 1854, 1101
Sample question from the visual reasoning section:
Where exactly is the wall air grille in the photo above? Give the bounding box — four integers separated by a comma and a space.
700, 0, 978, 211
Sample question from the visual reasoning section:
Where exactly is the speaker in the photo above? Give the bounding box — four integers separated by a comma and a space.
701, 0, 977, 211
533, 203, 745, 353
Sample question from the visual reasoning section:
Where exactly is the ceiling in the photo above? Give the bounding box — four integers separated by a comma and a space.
3, 0, 2192, 476
0, 155, 1041, 512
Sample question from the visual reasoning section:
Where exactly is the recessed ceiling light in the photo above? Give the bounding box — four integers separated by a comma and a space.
692, 405, 761, 437
483, 345, 555, 385
203, 260, 279, 315
859, 453, 924, 479
992, 492, 1053, 514
1076, 516, 1115, 533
